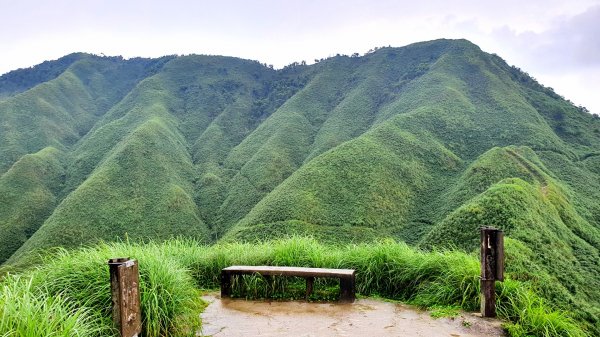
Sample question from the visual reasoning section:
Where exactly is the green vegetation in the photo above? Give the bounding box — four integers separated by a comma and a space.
223, 219, 391, 244
1, 241, 204, 337
0, 238, 587, 336
429, 305, 462, 318
1, 39, 599, 335
9, 117, 212, 263
0, 275, 101, 336
0, 53, 85, 99
0, 147, 65, 262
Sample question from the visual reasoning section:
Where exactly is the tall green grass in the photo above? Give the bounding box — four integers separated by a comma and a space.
2, 243, 203, 337
157, 237, 590, 336
0, 275, 101, 336
497, 280, 586, 337
160, 236, 589, 336
0, 237, 587, 336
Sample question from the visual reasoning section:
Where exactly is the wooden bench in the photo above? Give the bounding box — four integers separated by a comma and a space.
220, 266, 356, 302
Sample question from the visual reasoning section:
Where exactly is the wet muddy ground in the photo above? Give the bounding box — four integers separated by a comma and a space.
199, 294, 506, 336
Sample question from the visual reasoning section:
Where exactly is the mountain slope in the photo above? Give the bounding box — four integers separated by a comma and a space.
9, 117, 211, 262
0, 147, 65, 262
0, 54, 172, 174
0, 39, 599, 333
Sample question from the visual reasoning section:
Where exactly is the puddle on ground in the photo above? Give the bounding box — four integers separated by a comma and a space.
199, 294, 505, 337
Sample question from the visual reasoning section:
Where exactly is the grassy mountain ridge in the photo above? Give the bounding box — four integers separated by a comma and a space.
0, 147, 65, 262
1, 39, 599, 334
0, 53, 86, 99
9, 116, 212, 263
0, 54, 173, 174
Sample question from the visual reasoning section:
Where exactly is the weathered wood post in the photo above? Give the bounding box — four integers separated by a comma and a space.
480, 227, 504, 317
339, 271, 356, 303
220, 269, 232, 298
108, 258, 142, 337
305, 276, 315, 300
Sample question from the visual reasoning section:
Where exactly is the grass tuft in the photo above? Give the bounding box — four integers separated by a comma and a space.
0, 274, 102, 336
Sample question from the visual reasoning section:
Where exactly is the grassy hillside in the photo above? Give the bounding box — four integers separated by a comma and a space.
9, 117, 212, 262
0, 147, 65, 262
1, 39, 599, 334
0, 54, 172, 174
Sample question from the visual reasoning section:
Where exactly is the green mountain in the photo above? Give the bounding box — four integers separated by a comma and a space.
1, 39, 598, 333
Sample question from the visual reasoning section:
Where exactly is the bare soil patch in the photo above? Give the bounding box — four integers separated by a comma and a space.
199, 294, 506, 336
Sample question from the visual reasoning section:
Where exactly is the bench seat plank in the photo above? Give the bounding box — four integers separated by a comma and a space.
222, 266, 355, 278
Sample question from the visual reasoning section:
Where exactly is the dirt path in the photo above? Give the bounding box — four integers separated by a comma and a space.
199, 294, 506, 337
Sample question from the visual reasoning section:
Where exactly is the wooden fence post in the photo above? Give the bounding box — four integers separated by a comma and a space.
108, 258, 142, 337
480, 227, 504, 318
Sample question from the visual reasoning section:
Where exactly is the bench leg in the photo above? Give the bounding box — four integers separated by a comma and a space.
305, 277, 314, 300
339, 275, 355, 303
221, 271, 232, 297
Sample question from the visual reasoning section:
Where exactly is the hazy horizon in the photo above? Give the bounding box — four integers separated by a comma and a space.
2, 0, 599, 113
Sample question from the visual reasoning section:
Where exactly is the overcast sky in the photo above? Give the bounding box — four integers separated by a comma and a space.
1, 0, 599, 114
